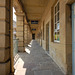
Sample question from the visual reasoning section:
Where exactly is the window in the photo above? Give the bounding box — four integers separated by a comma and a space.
54, 1, 60, 42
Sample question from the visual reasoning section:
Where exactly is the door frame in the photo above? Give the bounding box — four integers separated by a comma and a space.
46, 22, 49, 51
32, 34, 35, 39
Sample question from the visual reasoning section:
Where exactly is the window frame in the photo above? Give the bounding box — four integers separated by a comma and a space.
54, 1, 60, 43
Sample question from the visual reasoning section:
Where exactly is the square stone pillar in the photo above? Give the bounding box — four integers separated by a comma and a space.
24, 24, 32, 47
16, 14, 25, 52
27, 26, 30, 44
28, 26, 32, 43
24, 24, 28, 46
0, 0, 13, 75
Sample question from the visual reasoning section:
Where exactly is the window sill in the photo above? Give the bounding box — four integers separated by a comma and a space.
54, 40, 60, 43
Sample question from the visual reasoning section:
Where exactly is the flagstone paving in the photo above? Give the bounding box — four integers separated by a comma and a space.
14, 40, 65, 75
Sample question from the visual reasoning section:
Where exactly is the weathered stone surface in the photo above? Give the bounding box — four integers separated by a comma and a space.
35, 0, 72, 74
16, 21, 23, 26
18, 41, 24, 46
0, 35, 6, 47
0, 21, 9, 34
6, 9, 10, 22
0, 0, 9, 7
16, 32, 23, 37
0, 0, 11, 75
18, 37, 23, 41
0, 0, 5, 5
16, 15, 25, 52
16, 27, 23, 32
0, 35, 10, 47
17, 16, 23, 21
0, 7, 5, 19
0, 61, 10, 75
0, 48, 9, 62
18, 47, 25, 52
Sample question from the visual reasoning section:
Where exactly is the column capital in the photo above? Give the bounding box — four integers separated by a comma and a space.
24, 23, 29, 25
15, 12, 25, 16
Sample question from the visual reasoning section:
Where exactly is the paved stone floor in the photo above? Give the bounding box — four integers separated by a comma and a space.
14, 40, 65, 75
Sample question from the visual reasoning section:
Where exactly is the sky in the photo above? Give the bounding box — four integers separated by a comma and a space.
13, 7, 16, 22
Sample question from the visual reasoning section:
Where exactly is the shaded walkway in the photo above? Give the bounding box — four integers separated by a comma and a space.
14, 40, 64, 75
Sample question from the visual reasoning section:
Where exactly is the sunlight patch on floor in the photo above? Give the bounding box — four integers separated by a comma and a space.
25, 48, 31, 54
28, 44, 32, 47
14, 57, 24, 69
14, 69, 27, 75
14, 57, 27, 75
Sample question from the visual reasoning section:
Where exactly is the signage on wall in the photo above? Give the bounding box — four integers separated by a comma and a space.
31, 21, 38, 24
32, 29, 36, 31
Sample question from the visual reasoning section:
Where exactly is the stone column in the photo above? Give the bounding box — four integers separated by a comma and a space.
24, 23, 32, 47
16, 13, 25, 52
0, 0, 13, 75
24, 24, 28, 46
27, 26, 30, 44
28, 26, 32, 43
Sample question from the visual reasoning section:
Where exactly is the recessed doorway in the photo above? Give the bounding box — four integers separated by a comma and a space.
46, 23, 49, 53
32, 34, 35, 40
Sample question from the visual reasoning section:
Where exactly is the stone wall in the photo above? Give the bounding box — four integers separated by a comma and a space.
0, 0, 13, 75
16, 15, 32, 51
36, 0, 73, 74
24, 24, 32, 47
16, 14, 25, 52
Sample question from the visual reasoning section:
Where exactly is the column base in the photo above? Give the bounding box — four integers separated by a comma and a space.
10, 72, 14, 75
18, 47, 25, 52
0, 60, 10, 75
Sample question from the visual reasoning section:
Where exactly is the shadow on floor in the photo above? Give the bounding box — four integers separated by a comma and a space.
14, 40, 65, 75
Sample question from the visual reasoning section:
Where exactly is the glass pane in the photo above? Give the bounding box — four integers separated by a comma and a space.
57, 2, 59, 11
55, 32, 57, 40
55, 24, 57, 29
56, 15, 57, 22
57, 12, 59, 21
57, 23, 60, 30
56, 6, 57, 13
55, 15, 56, 23
55, 7, 56, 14
57, 32, 60, 41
